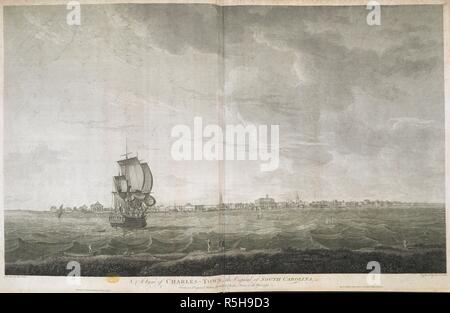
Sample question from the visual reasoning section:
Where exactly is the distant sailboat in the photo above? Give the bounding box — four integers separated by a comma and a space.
109, 144, 156, 229
56, 204, 64, 219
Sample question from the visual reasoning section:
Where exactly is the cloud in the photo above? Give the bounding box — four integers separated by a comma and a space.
224, 5, 443, 117
103, 4, 222, 55
4, 4, 445, 206
221, 5, 444, 202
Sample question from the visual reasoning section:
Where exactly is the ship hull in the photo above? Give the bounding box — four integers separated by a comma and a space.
109, 213, 147, 228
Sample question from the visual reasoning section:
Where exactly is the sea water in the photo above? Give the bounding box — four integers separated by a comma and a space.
4, 207, 445, 264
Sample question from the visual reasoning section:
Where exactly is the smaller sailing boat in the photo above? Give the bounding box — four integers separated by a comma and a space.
56, 204, 64, 219
109, 145, 156, 229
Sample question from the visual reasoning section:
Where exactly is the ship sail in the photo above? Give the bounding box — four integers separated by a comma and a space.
113, 193, 127, 212
117, 157, 144, 192
141, 162, 153, 193
113, 176, 128, 193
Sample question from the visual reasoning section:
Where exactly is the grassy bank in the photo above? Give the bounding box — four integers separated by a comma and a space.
5, 248, 446, 276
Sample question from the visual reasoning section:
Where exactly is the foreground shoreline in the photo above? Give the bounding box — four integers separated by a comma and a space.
5, 248, 446, 276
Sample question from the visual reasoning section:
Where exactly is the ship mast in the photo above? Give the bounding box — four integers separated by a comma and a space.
121, 138, 131, 160
120, 138, 132, 210
121, 138, 131, 189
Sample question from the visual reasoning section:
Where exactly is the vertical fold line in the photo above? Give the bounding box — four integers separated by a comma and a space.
216, 1, 226, 292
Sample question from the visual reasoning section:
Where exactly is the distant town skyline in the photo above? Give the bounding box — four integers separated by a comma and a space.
17, 196, 446, 212
4, 4, 445, 210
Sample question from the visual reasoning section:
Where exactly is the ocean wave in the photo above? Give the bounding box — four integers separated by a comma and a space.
4, 208, 446, 263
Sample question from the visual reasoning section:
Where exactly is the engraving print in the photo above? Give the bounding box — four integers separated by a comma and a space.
3, 3, 446, 278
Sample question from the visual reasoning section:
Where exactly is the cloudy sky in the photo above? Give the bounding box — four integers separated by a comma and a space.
4, 4, 445, 209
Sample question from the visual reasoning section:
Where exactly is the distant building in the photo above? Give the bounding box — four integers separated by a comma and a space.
164, 205, 183, 212
194, 205, 205, 211
255, 194, 276, 209
90, 201, 104, 212
183, 203, 195, 212
233, 203, 246, 210
203, 205, 218, 211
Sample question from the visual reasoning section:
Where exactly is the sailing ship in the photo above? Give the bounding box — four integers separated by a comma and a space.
109, 148, 156, 228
